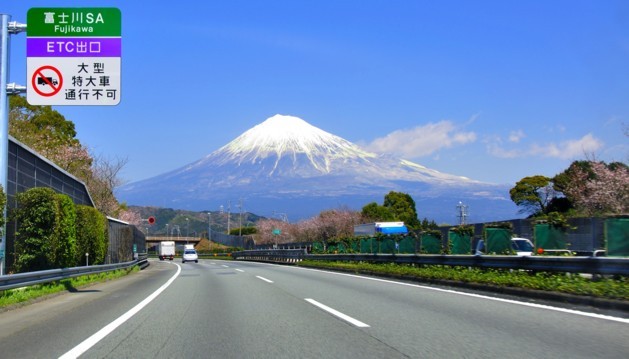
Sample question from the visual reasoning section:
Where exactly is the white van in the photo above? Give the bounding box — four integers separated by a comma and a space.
475, 237, 534, 256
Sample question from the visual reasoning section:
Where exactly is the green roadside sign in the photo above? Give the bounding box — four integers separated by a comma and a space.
26, 7, 122, 106
27, 8, 121, 37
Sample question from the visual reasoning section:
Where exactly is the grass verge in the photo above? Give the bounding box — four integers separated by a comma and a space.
0, 266, 140, 309
298, 260, 629, 301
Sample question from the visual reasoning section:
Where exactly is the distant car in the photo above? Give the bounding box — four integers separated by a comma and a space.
475, 237, 534, 256
182, 249, 199, 263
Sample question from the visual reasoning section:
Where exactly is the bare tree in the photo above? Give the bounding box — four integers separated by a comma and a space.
85, 154, 128, 216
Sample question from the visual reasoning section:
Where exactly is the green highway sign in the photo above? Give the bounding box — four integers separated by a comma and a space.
27, 8, 121, 37
26, 7, 121, 106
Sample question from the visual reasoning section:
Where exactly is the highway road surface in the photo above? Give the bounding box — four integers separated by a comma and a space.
0, 259, 627, 358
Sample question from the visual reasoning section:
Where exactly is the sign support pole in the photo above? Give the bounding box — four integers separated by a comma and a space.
0, 15, 26, 275
0, 14, 11, 276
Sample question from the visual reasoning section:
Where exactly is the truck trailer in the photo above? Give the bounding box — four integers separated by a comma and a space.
354, 222, 409, 236
158, 241, 176, 260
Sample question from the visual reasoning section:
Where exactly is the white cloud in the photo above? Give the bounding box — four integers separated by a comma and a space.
486, 133, 604, 160
486, 143, 522, 158
529, 133, 604, 159
508, 130, 525, 143
364, 121, 476, 158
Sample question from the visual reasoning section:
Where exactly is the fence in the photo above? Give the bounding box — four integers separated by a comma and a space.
209, 231, 255, 249
438, 217, 614, 255
107, 218, 146, 264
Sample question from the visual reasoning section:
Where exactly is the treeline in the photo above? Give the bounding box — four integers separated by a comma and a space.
509, 160, 628, 223
254, 192, 438, 245
253, 158, 629, 246
11, 187, 107, 273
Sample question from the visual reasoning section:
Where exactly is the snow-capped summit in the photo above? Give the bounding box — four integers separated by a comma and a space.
117, 114, 517, 222
212, 114, 377, 174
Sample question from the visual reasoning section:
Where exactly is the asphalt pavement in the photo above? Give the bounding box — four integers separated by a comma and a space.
0, 259, 627, 358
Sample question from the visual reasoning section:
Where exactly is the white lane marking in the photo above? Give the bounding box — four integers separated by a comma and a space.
235, 269, 245, 273
221, 265, 230, 268
256, 276, 274, 283
305, 298, 370, 328
293, 266, 629, 325
59, 263, 182, 358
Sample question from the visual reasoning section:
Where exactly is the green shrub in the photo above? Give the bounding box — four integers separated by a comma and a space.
75, 205, 108, 265
52, 194, 77, 268
0, 185, 6, 229
13, 188, 58, 272
13, 188, 79, 272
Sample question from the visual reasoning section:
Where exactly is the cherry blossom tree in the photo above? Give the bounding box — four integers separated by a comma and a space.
255, 207, 363, 244
9, 96, 128, 217
563, 161, 629, 215
118, 208, 142, 226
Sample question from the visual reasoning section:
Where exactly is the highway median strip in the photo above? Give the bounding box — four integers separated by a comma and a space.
298, 260, 629, 302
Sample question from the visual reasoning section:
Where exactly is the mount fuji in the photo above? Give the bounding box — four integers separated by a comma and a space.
116, 115, 518, 223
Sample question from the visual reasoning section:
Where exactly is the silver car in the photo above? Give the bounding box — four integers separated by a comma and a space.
182, 249, 199, 263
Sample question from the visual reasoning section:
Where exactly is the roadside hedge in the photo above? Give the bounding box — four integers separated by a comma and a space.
13, 187, 108, 272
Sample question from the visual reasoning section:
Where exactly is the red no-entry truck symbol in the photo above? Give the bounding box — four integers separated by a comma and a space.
31, 65, 63, 97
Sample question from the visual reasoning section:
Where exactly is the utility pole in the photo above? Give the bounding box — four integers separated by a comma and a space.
457, 201, 469, 226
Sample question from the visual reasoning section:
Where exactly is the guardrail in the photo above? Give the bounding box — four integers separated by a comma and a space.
0, 254, 149, 291
232, 250, 629, 276
233, 249, 306, 264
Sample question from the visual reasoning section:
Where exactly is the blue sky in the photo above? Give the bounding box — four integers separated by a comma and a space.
4, 0, 628, 187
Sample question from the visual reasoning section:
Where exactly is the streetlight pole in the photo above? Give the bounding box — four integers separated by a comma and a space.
207, 212, 212, 252
207, 212, 211, 239
227, 200, 231, 235
238, 198, 243, 237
